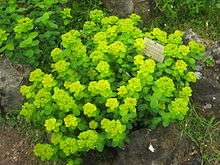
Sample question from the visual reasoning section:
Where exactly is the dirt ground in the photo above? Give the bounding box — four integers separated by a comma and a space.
0, 125, 44, 165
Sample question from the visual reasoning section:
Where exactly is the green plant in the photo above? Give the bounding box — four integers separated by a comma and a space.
0, 0, 102, 68
179, 105, 220, 164
20, 10, 205, 164
151, 0, 220, 40
155, 0, 218, 19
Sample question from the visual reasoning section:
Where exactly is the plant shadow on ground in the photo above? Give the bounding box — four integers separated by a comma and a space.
178, 104, 220, 165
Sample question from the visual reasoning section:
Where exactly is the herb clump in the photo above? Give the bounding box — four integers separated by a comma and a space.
20, 10, 205, 164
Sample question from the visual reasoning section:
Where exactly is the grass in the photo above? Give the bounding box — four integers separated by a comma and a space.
144, 15, 219, 41
179, 104, 220, 165
71, 0, 103, 29
142, 0, 220, 40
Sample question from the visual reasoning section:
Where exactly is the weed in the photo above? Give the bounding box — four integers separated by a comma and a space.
179, 104, 220, 164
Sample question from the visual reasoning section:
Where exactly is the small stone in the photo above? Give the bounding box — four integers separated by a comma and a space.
195, 72, 203, 79
203, 103, 212, 109
215, 59, 220, 64
195, 65, 203, 71
148, 143, 155, 152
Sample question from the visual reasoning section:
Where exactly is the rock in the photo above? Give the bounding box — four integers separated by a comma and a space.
206, 41, 220, 61
133, 0, 152, 21
102, 0, 134, 18
83, 125, 201, 165
184, 29, 220, 119
192, 75, 220, 119
83, 148, 117, 165
102, 0, 152, 20
113, 126, 201, 165
0, 55, 30, 114
184, 29, 214, 46
184, 29, 220, 60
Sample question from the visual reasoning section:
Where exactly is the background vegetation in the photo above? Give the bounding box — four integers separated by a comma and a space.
151, 0, 220, 40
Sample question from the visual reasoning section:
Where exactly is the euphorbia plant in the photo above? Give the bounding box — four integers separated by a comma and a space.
20, 10, 205, 164
0, 0, 102, 67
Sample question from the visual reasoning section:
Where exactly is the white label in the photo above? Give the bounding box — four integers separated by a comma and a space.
144, 38, 164, 62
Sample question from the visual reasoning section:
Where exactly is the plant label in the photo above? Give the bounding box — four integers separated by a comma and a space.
144, 38, 165, 63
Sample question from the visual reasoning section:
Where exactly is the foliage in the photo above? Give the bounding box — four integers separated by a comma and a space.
151, 0, 220, 40
155, 0, 219, 19
179, 105, 220, 165
0, 0, 101, 68
20, 10, 205, 164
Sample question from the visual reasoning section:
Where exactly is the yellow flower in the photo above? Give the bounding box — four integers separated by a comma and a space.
175, 60, 187, 73
106, 98, 119, 109
117, 86, 128, 96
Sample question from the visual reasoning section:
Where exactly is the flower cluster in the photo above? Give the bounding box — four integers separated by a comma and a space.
101, 118, 126, 147
44, 118, 61, 132
88, 80, 112, 97
83, 103, 99, 117
64, 114, 79, 128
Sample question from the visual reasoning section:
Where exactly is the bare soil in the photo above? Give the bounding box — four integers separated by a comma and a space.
0, 125, 44, 165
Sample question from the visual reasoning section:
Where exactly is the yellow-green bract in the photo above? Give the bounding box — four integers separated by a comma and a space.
20, 10, 205, 164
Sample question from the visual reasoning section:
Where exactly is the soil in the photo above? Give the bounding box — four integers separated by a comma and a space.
0, 125, 43, 165
83, 125, 201, 165
0, 124, 202, 165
